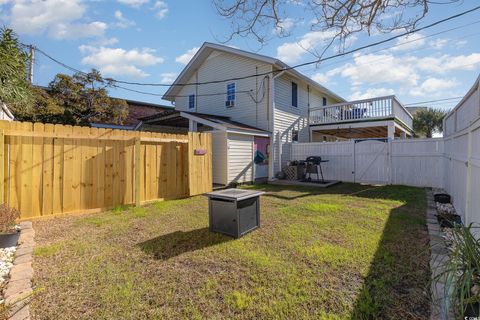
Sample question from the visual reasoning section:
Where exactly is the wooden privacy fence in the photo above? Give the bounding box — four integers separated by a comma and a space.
0, 120, 212, 219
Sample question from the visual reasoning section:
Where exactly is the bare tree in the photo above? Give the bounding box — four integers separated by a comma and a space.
213, 0, 460, 56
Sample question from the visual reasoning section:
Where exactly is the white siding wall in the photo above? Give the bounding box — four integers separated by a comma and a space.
175, 52, 272, 131
211, 130, 228, 185
273, 73, 341, 173
227, 133, 254, 184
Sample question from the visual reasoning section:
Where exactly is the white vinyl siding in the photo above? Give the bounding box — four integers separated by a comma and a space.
227, 133, 253, 184
273, 73, 343, 173
175, 52, 272, 131
211, 131, 228, 185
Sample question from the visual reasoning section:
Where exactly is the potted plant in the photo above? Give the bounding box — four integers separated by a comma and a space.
435, 224, 480, 318
0, 204, 20, 248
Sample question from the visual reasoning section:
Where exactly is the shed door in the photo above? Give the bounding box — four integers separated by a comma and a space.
354, 139, 389, 185
254, 137, 269, 179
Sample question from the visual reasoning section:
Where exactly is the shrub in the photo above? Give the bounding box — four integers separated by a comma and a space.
436, 224, 480, 317
0, 204, 20, 233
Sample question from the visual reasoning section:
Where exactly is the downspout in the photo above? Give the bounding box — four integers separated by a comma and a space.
268, 70, 285, 180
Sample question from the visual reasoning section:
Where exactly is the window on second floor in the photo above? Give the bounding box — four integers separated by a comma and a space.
188, 94, 195, 109
226, 82, 236, 107
291, 82, 298, 108
322, 97, 327, 106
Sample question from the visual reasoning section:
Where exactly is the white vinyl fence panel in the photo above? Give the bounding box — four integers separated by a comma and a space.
289, 141, 354, 182
390, 139, 445, 188
443, 76, 480, 226
286, 139, 446, 188
354, 140, 389, 185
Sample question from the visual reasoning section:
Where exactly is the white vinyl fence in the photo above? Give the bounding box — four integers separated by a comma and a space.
443, 76, 480, 226
284, 75, 480, 226
286, 138, 446, 188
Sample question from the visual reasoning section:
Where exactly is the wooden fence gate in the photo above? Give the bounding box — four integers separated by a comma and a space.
0, 120, 212, 219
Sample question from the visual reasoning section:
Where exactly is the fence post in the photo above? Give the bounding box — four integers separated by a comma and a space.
465, 129, 472, 224
388, 139, 393, 185
134, 138, 141, 207
0, 130, 3, 204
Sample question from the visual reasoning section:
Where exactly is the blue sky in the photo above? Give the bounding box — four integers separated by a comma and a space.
1, 0, 479, 109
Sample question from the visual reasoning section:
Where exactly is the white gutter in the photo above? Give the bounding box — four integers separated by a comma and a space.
268, 71, 285, 180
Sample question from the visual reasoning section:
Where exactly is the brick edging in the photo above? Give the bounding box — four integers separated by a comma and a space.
426, 190, 454, 320
4, 221, 35, 320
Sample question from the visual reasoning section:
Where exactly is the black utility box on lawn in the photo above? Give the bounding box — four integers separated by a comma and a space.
205, 189, 264, 238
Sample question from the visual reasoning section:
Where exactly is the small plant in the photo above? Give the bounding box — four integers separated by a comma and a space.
0, 204, 20, 233
436, 224, 480, 318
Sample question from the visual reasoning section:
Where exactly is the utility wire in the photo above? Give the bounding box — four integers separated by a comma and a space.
31, 5, 480, 90
298, 21, 480, 74
403, 97, 463, 106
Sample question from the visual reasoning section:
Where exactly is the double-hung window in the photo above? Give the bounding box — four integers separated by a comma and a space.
226, 82, 236, 107
322, 97, 327, 106
291, 82, 298, 108
188, 94, 195, 109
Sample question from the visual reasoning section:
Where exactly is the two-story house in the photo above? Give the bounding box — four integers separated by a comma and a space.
139, 42, 413, 186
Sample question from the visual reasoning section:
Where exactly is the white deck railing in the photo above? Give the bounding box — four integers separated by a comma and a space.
309, 96, 413, 128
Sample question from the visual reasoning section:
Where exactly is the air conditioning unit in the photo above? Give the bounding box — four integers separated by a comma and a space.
225, 100, 235, 107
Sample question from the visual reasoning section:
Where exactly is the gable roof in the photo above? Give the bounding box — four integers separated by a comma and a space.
163, 42, 345, 102
139, 110, 270, 136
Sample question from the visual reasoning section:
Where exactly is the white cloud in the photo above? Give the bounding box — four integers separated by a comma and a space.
417, 53, 480, 74
160, 72, 177, 83
272, 18, 295, 36
80, 46, 164, 77
153, 0, 168, 19
93, 37, 119, 46
50, 21, 107, 40
429, 38, 448, 50
276, 30, 338, 63
117, 0, 149, 7
113, 10, 135, 29
410, 77, 460, 97
311, 72, 329, 84
391, 33, 425, 52
349, 88, 395, 100
311, 68, 341, 84
335, 53, 419, 87
8, 0, 107, 39
175, 47, 199, 64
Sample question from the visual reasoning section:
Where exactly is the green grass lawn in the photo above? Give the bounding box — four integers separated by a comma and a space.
31, 184, 431, 319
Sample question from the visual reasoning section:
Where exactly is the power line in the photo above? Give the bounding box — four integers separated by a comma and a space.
32, 4, 480, 91
403, 97, 463, 106
298, 21, 480, 74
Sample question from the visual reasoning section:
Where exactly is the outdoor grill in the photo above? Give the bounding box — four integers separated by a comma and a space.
304, 156, 329, 183
204, 189, 264, 238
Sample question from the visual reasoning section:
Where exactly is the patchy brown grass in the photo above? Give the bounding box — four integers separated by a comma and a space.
30, 184, 430, 319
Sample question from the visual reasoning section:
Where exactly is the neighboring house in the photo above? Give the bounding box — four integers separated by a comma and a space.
92, 98, 173, 130
0, 102, 14, 121
140, 42, 413, 186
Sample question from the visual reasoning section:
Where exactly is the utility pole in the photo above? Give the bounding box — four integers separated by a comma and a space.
27, 45, 35, 84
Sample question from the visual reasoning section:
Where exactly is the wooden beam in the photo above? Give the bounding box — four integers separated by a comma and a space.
134, 138, 141, 207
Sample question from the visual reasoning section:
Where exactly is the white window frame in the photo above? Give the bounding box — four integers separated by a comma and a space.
291, 82, 298, 108
226, 82, 236, 107
188, 94, 195, 109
